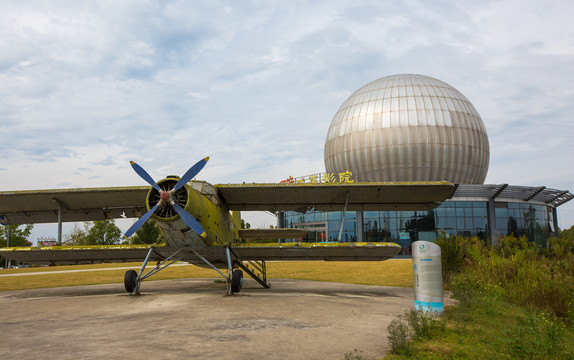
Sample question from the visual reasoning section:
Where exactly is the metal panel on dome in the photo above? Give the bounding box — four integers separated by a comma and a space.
324, 74, 490, 184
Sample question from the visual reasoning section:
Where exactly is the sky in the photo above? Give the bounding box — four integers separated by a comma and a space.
0, 0, 573, 242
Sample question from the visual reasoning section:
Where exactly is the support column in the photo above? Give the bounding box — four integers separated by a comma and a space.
552, 206, 559, 237
487, 198, 496, 246
57, 205, 62, 245
356, 211, 363, 243
52, 198, 66, 245
337, 192, 350, 242
5, 224, 10, 269
487, 184, 508, 246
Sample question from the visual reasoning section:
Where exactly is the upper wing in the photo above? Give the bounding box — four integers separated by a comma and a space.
0, 181, 455, 224
0, 187, 149, 224
214, 181, 455, 211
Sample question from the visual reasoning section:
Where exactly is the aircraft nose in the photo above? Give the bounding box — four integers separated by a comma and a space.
160, 191, 171, 201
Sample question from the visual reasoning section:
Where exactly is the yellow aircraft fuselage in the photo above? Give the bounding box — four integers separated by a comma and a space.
149, 177, 241, 248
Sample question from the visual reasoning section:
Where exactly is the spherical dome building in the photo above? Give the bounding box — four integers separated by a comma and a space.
324, 74, 490, 184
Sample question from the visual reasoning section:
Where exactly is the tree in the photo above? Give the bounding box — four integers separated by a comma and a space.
132, 219, 163, 244
1, 224, 33, 267
558, 225, 574, 241
85, 219, 122, 245
63, 223, 89, 245
0, 224, 34, 247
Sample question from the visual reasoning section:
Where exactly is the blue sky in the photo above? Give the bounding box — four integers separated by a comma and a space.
1, 0, 573, 241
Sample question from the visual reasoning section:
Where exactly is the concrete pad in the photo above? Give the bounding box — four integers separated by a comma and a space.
0, 278, 425, 359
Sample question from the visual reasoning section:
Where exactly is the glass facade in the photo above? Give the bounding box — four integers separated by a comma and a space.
282, 199, 556, 254
435, 201, 488, 240
494, 202, 554, 247
362, 210, 437, 246
284, 210, 357, 243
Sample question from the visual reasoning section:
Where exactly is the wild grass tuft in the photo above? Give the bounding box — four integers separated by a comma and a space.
386, 309, 445, 356
342, 349, 366, 360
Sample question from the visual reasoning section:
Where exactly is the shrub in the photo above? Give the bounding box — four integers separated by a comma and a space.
386, 316, 411, 355
433, 232, 465, 284
406, 309, 445, 338
447, 234, 574, 322
386, 309, 445, 355
343, 349, 366, 360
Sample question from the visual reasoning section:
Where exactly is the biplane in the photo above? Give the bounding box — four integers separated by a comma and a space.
0, 158, 455, 295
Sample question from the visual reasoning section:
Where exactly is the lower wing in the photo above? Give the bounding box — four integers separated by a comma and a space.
231, 242, 401, 261
0, 245, 163, 265
1, 242, 401, 266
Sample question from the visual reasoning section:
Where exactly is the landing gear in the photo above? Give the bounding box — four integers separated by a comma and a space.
124, 247, 185, 295
124, 270, 138, 293
124, 245, 266, 296
231, 269, 243, 294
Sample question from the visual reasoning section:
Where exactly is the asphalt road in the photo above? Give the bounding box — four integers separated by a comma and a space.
0, 278, 426, 359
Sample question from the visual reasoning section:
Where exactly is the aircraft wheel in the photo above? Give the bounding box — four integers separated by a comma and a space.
231, 269, 243, 294
124, 270, 138, 293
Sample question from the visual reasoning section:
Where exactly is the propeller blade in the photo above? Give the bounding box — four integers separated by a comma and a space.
173, 157, 210, 191
172, 202, 206, 237
130, 161, 161, 192
123, 204, 158, 239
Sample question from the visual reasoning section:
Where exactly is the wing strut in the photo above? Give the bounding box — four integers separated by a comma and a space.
52, 198, 66, 245
185, 246, 245, 295
124, 245, 245, 296
337, 191, 350, 242
188, 246, 236, 295
126, 247, 185, 295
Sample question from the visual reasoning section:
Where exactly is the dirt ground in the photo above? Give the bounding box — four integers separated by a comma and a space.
0, 278, 428, 359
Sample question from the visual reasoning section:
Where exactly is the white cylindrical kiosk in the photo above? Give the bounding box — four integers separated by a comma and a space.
412, 241, 444, 314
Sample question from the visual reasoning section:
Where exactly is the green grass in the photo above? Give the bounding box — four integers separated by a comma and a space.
384, 233, 574, 359
386, 292, 574, 359
0, 259, 413, 291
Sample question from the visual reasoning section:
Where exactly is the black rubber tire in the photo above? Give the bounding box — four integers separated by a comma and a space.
231, 269, 243, 294
124, 270, 138, 293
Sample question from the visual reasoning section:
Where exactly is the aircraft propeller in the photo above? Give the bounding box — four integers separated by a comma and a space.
123, 157, 209, 239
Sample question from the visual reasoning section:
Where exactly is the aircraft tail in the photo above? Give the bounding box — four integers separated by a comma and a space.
232, 211, 242, 229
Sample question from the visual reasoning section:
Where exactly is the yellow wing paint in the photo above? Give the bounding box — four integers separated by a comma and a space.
233, 241, 401, 249
0, 244, 155, 251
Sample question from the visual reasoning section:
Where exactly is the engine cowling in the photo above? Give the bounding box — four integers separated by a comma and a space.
146, 176, 189, 221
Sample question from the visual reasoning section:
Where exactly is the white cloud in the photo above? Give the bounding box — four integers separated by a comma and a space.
1, 0, 573, 237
